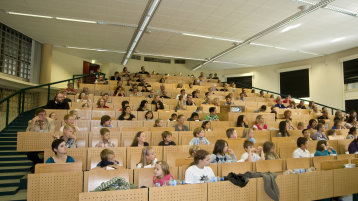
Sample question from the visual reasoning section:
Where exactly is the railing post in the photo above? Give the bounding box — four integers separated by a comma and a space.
5, 99, 9, 127
47, 85, 51, 102
22, 91, 25, 113
18, 92, 21, 115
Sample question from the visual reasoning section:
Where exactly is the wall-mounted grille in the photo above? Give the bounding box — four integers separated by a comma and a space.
144, 57, 171, 64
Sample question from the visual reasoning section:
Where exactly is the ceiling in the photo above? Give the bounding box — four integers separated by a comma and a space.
0, 0, 358, 70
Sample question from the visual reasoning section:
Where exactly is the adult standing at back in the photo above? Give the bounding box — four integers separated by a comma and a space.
45, 91, 70, 109
138, 66, 149, 75
110, 71, 121, 81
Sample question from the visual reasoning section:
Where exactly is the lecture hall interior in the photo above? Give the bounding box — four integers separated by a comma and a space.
1, 0, 358, 200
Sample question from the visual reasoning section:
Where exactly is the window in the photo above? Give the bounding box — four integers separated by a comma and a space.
227, 76, 252, 88
175, 59, 185, 64
0, 23, 32, 80
343, 58, 358, 84
144, 57, 171, 64
280, 69, 309, 98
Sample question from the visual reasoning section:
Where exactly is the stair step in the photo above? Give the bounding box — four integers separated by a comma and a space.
0, 179, 20, 187
0, 146, 16, 150
0, 186, 19, 196
0, 134, 18, 137
19, 175, 28, 189
0, 155, 28, 161
0, 141, 17, 145
0, 160, 32, 167
2, 130, 22, 133
0, 172, 28, 180
0, 189, 27, 200
6, 126, 27, 130
0, 166, 31, 173
0, 151, 24, 155
0, 137, 17, 141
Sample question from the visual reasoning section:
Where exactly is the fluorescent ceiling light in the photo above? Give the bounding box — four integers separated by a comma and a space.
55, 17, 96, 24
182, 33, 214, 39
8, 11, 53, 19
192, 65, 202, 71
295, 0, 357, 17
298, 50, 321, 56
331, 37, 345, 43
67, 46, 98, 51
182, 32, 241, 42
275, 46, 294, 51
250, 42, 274, 48
121, 0, 161, 65
140, 17, 150, 31
148, 0, 160, 16
324, 5, 358, 16
213, 60, 253, 66
65, 46, 126, 53
281, 23, 301, 33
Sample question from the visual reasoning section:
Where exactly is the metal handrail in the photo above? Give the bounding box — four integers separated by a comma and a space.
0, 72, 105, 127
233, 82, 345, 114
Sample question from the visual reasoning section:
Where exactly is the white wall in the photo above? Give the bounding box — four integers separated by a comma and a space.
223, 47, 358, 110
101, 58, 225, 80
51, 50, 84, 88
48, 46, 358, 110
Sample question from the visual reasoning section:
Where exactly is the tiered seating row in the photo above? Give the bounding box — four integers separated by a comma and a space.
17, 129, 350, 151
19, 136, 358, 170
27, 167, 358, 201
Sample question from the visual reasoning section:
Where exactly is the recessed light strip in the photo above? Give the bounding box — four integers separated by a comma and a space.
7, 11, 53, 19
281, 23, 302, 33
55, 17, 97, 24
182, 32, 241, 43
63, 46, 126, 53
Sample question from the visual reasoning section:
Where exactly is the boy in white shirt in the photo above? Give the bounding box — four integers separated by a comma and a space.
185, 150, 215, 184
292, 137, 311, 158
239, 140, 264, 162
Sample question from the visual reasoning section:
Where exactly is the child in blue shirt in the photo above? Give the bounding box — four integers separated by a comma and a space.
189, 128, 210, 145
314, 140, 337, 156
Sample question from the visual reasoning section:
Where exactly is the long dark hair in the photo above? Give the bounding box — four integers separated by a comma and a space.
121, 100, 129, 108
145, 111, 154, 120
131, 131, 144, 147
138, 100, 148, 111
279, 121, 290, 137
201, 121, 210, 129
121, 106, 131, 115
237, 115, 247, 127
212, 139, 227, 155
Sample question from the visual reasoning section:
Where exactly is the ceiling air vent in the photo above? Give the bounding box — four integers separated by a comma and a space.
131, 55, 141, 60
144, 57, 171, 64
175, 59, 185, 64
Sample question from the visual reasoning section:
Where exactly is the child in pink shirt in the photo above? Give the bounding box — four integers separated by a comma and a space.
153, 161, 174, 186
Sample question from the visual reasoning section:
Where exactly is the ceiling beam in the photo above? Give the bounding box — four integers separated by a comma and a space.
121, 0, 161, 65
192, 0, 335, 71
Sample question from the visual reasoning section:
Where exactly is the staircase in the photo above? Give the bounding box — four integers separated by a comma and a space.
0, 109, 36, 201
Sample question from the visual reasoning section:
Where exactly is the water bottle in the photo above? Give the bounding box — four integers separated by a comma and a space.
210, 177, 218, 182
170, 179, 177, 186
